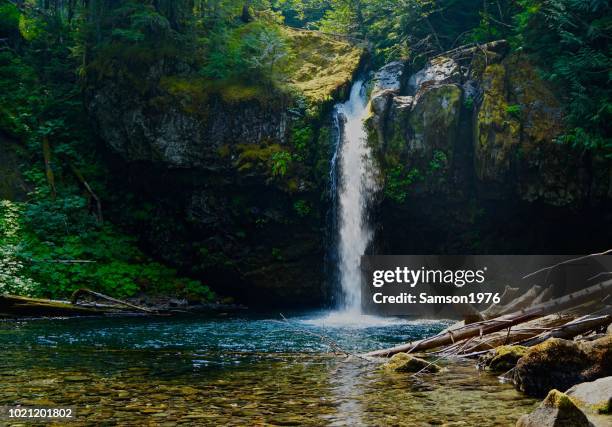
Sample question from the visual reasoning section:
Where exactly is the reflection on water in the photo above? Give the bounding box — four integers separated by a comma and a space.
0, 313, 537, 426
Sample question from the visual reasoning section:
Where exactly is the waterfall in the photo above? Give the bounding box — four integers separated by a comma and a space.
330, 80, 379, 313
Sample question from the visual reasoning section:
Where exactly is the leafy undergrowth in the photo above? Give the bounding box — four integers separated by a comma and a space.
0, 198, 214, 301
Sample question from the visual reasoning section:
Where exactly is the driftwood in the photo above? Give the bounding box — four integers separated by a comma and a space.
0, 289, 158, 318
70, 288, 155, 313
519, 309, 612, 347
480, 285, 520, 319
485, 285, 542, 319
0, 294, 114, 317
364, 279, 612, 358
460, 310, 612, 358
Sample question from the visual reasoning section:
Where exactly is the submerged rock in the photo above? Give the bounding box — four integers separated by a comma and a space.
516, 389, 590, 427
380, 353, 440, 373
479, 345, 528, 372
513, 336, 612, 397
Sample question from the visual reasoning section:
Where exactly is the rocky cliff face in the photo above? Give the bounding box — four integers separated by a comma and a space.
87, 29, 363, 306
89, 32, 612, 305
367, 41, 612, 253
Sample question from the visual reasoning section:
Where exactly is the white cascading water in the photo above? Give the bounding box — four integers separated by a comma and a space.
334, 80, 379, 313
306, 79, 397, 327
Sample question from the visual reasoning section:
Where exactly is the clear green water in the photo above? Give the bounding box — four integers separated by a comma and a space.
0, 312, 537, 426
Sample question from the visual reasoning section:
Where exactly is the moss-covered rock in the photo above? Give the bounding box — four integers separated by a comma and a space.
479, 345, 528, 372
380, 353, 440, 373
516, 389, 590, 427
283, 28, 363, 106
513, 336, 612, 397
473, 53, 601, 206
566, 376, 612, 416
474, 62, 522, 184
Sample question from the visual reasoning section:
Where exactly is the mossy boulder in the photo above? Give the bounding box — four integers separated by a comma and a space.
516, 389, 590, 427
514, 336, 612, 397
409, 84, 461, 157
380, 353, 441, 374
479, 345, 528, 372
566, 376, 612, 416
369, 57, 461, 199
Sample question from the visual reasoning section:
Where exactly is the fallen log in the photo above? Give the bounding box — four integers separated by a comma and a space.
481, 285, 520, 319
0, 294, 117, 317
70, 288, 155, 313
518, 309, 612, 347
459, 310, 612, 358
364, 279, 612, 358
484, 285, 542, 319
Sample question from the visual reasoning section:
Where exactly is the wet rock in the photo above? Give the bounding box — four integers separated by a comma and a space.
566, 376, 612, 415
516, 389, 590, 427
513, 336, 612, 397
380, 353, 440, 373
479, 345, 528, 372
371, 61, 405, 97
407, 57, 461, 95
409, 84, 462, 156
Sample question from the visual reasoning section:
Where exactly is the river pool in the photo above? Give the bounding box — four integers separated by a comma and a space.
0, 312, 537, 426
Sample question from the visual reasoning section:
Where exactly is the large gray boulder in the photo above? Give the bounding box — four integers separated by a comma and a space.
516, 389, 590, 427
566, 376, 612, 426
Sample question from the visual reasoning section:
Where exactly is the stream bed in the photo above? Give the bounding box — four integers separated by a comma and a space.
0, 312, 537, 426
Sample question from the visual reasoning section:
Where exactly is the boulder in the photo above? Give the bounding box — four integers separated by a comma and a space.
371, 61, 405, 97
380, 352, 440, 373
516, 389, 590, 427
566, 376, 612, 415
479, 345, 528, 372
514, 336, 612, 397
407, 56, 461, 95
368, 61, 406, 138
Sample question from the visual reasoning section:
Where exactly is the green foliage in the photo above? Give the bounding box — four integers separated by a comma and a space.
290, 121, 314, 161
0, 196, 215, 300
516, 0, 612, 156
384, 166, 422, 203
271, 247, 284, 260
271, 151, 292, 176
0, 201, 39, 296
428, 150, 448, 172
293, 199, 312, 217
505, 104, 522, 119
0, 0, 214, 301
464, 96, 474, 111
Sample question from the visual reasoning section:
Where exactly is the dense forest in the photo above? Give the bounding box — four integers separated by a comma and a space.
0, 0, 610, 302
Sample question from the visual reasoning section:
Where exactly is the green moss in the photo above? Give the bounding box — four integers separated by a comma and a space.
596, 400, 610, 414
381, 353, 440, 373
486, 345, 528, 372
283, 28, 363, 104
543, 389, 578, 410
505, 104, 522, 118
160, 76, 276, 118
474, 63, 521, 179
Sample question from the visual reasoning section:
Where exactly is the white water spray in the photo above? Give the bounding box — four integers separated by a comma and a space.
333, 80, 379, 313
